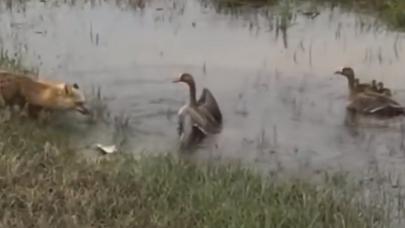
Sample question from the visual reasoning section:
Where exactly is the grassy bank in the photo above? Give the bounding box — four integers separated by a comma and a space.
0, 117, 393, 227
203, 0, 405, 29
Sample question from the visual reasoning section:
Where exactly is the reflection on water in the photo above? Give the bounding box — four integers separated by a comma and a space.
0, 0, 405, 179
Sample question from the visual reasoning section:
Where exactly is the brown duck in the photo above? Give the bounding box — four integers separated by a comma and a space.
335, 67, 374, 96
173, 73, 223, 148
335, 67, 405, 118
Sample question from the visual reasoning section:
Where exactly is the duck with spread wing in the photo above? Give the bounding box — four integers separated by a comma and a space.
173, 73, 223, 149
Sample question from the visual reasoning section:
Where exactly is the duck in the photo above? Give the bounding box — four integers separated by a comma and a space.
346, 92, 404, 118
335, 67, 374, 96
173, 73, 223, 148
335, 67, 405, 118
377, 82, 392, 97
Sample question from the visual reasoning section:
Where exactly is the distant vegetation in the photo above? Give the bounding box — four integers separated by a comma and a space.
317, 0, 405, 28
0, 0, 403, 28
203, 0, 405, 29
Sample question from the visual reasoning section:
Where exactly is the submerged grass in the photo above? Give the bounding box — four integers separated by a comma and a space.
0, 48, 38, 75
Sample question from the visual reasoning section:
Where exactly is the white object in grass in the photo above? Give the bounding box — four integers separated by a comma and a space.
95, 144, 118, 154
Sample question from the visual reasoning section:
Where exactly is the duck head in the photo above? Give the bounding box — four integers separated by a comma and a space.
173, 73, 198, 105
335, 67, 355, 80
172, 73, 195, 85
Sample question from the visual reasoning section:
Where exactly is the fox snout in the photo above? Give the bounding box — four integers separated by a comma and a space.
75, 102, 91, 115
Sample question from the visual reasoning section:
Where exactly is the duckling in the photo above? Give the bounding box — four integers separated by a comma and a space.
371, 79, 378, 92
377, 82, 392, 97
335, 67, 373, 96
354, 78, 375, 93
173, 73, 223, 149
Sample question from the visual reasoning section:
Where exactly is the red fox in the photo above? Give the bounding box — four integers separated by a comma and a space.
0, 71, 90, 118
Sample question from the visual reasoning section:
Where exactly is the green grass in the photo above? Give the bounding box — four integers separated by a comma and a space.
315, 0, 405, 29
203, 0, 405, 29
0, 117, 393, 227
203, 0, 278, 7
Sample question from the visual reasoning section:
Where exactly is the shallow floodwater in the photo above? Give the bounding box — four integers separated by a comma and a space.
1, 0, 405, 178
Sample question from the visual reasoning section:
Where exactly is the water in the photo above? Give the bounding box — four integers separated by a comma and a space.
1, 0, 405, 179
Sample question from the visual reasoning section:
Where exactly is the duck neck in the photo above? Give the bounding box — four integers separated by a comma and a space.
346, 75, 355, 92
187, 81, 197, 106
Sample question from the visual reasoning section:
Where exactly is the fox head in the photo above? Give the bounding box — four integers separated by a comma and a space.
53, 83, 90, 115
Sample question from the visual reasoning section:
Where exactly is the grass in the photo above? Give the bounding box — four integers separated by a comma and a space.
202, 0, 405, 29
0, 117, 394, 227
0, 53, 397, 228
202, 0, 278, 8
315, 0, 405, 29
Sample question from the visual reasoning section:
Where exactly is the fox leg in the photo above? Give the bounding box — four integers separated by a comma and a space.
38, 109, 52, 123
27, 104, 43, 119
0, 95, 6, 108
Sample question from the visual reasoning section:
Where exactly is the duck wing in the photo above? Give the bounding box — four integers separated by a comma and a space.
177, 88, 223, 136
177, 106, 208, 148
197, 88, 223, 124
348, 93, 405, 116
178, 113, 194, 144
177, 105, 187, 137
184, 105, 221, 135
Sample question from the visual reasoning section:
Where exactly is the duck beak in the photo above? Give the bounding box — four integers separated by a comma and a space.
172, 78, 181, 83
334, 70, 342, 75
